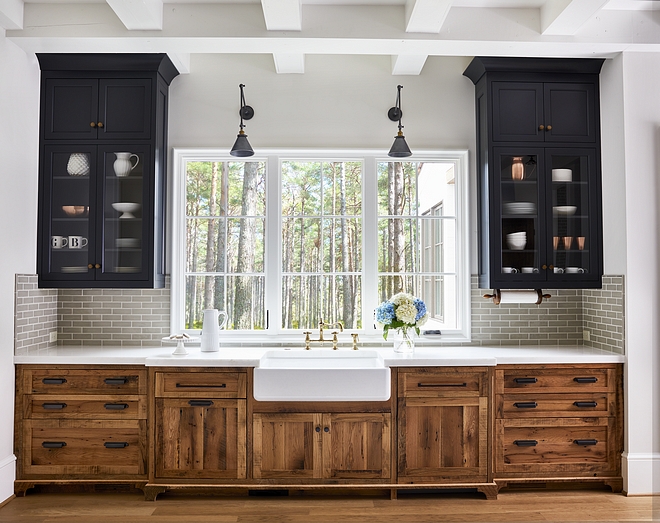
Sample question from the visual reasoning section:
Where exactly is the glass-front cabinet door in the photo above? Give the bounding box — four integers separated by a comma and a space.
546, 148, 600, 285
98, 145, 150, 281
40, 145, 151, 284
493, 147, 546, 286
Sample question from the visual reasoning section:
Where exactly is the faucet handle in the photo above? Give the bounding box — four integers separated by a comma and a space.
351, 333, 359, 350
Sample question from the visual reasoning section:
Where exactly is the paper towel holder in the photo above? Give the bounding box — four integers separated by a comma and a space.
483, 289, 552, 305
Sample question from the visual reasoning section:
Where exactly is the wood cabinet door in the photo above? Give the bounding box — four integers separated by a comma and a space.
323, 413, 391, 480
398, 397, 488, 483
155, 398, 246, 479
252, 413, 322, 480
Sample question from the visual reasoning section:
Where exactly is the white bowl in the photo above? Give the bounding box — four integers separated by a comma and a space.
112, 202, 141, 219
552, 169, 572, 182
507, 238, 527, 250
553, 205, 577, 215
116, 238, 140, 248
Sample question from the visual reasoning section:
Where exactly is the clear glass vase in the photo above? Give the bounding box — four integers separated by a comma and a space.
393, 329, 415, 354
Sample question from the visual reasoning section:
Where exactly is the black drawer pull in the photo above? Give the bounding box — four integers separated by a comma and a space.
42, 441, 66, 449
513, 377, 538, 384
104, 442, 129, 449
574, 401, 598, 408
513, 402, 538, 409
188, 400, 214, 407
42, 403, 67, 410
104, 378, 128, 385
104, 403, 129, 410
324, 427, 330, 433
574, 439, 598, 446
176, 383, 227, 389
418, 382, 468, 388
42, 378, 67, 385
315, 426, 321, 433
513, 440, 538, 447
574, 377, 598, 384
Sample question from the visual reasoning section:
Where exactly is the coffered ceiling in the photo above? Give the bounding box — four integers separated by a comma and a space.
1, 0, 659, 74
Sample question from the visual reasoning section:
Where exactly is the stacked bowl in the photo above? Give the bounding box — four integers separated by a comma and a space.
506, 231, 527, 250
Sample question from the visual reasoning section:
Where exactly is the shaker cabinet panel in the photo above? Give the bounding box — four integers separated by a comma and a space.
492, 82, 544, 142
99, 79, 152, 140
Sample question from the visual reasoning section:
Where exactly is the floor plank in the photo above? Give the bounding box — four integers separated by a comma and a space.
0, 490, 656, 523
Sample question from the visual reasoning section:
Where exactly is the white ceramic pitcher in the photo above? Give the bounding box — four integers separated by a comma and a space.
200, 309, 228, 352
113, 152, 140, 177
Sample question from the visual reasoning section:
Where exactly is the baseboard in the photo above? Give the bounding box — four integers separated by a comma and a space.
0, 454, 16, 505
622, 452, 660, 495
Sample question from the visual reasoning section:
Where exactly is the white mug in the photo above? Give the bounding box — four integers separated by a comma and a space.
521, 267, 539, 273
502, 267, 519, 273
68, 236, 88, 249
565, 267, 585, 274
51, 235, 68, 249
554, 267, 565, 273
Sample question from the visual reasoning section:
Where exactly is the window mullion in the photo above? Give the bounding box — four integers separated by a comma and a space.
362, 156, 378, 333
265, 155, 282, 334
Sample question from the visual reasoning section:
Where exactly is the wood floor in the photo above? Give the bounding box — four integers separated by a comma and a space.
0, 488, 657, 523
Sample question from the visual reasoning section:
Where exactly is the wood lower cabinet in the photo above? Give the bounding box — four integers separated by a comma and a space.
252, 411, 391, 481
15, 365, 148, 488
493, 364, 623, 491
152, 369, 248, 481
397, 368, 489, 484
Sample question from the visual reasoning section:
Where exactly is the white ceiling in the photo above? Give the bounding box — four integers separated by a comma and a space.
2, 0, 659, 74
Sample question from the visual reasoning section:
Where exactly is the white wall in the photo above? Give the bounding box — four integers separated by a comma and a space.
620, 51, 660, 495
0, 34, 40, 502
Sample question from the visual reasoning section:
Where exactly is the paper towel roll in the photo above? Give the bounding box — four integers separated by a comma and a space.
498, 290, 542, 304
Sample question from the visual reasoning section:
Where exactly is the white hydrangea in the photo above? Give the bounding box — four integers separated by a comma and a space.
395, 302, 418, 325
391, 292, 414, 307
416, 313, 429, 327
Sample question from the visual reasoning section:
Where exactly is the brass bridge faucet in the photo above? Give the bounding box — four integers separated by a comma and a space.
304, 319, 344, 350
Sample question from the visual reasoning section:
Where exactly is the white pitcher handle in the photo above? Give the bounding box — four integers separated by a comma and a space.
218, 311, 228, 330
130, 154, 140, 170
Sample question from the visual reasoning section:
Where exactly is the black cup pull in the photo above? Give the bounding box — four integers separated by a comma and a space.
104, 403, 129, 410
104, 378, 128, 385
42, 403, 67, 410
513, 402, 538, 409
324, 427, 330, 433
574, 401, 598, 408
42, 378, 67, 385
574, 377, 598, 384
188, 400, 214, 407
418, 382, 468, 388
513, 440, 538, 447
315, 426, 321, 433
104, 442, 129, 449
513, 377, 538, 384
574, 439, 598, 446
176, 383, 227, 389
42, 441, 66, 449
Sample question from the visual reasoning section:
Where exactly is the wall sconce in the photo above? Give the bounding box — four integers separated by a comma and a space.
230, 83, 255, 157
387, 85, 412, 158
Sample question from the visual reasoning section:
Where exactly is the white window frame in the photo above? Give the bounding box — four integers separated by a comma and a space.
170, 148, 471, 343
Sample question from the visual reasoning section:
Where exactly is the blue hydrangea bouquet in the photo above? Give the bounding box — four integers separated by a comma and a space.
375, 292, 428, 340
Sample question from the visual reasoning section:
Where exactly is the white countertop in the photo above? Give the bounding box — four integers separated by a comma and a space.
13, 345, 625, 366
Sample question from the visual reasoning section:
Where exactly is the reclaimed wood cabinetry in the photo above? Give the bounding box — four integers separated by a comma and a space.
493, 364, 623, 492
397, 368, 491, 489
463, 57, 604, 289
153, 369, 247, 480
252, 407, 391, 481
14, 366, 147, 492
36, 54, 179, 288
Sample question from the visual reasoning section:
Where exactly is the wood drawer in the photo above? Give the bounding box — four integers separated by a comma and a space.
155, 370, 247, 398
399, 367, 488, 398
21, 419, 147, 477
496, 365, 614, 394
24, 368, 146, 395
24, 395, 146, 420
497, 392, 613, 418
494, 418, 619, 477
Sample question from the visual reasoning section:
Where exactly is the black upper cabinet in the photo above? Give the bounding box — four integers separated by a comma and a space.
37, 54, 179, 288
464, 57, 604, 290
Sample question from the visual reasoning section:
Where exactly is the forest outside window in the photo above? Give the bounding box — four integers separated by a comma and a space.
171, 149, 470, 340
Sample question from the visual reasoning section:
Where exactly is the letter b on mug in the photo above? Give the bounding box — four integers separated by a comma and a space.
68, 236, 88, 249
51, 235, 68, 249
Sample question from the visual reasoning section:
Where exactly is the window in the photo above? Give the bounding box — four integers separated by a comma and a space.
171, 149, 470, 341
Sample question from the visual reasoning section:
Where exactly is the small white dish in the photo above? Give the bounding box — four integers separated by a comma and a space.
553, 206, 577, 215
552, 169, 572, 182
115, 266, 140, 273
112, 202, 141, 219
61, 266, 88, 273
116, 238, 140, 248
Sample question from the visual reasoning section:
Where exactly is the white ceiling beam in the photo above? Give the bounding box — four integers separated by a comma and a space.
391, 55, 428, 75
261, 0, 302, 31
0, 0, 23, 30
273, 53, 305, 73
405, 0, 452, 33
541, 0, 611, 35
106, 0, 163, 30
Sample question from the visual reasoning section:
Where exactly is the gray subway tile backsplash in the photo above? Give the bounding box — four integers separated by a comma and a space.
14, 274, 625, 356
